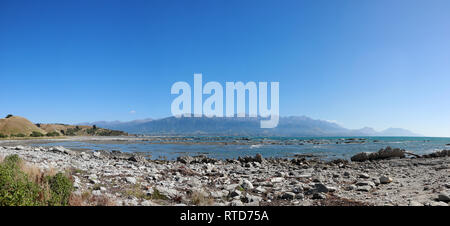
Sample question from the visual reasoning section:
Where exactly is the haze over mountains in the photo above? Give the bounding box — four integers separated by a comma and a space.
80, 116, 421, 137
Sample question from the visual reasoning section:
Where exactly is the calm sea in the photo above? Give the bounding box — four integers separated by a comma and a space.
31, 136, 450, 161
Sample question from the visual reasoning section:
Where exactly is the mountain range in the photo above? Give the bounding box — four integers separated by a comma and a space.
79, 116, 422, 137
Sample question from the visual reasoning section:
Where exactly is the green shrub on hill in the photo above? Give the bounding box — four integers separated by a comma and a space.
86, 128, 96, 135
11, 133, 26, 137
46, 132, 60, 137
65, 127, 81, 136
0, 134, 7, 138
30, 131, 45, 137
96, 130, 127, 136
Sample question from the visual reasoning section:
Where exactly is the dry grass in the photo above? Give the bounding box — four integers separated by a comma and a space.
89, 195, 116, 206
314, 194, 372, 206
69, 191, 116, 206
189, 191, 215, 206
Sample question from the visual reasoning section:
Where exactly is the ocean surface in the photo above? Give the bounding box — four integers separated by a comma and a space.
30, 136, 450, 161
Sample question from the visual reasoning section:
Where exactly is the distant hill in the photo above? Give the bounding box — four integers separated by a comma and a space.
78, 118, 153, 132
0, 115, 128, 138
85, 115, 421, 137
379, 128, 421, 136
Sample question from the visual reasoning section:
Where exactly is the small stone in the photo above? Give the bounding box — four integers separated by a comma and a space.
356, 186, 371, 192
281, 192, 295, 200
346, 185, 357, 191
255, 186, 267, 193
125, 177, 137, 184
314, 183, 329, 193
326, 186, 337, 192
271, 177, 284, 183
128, 155, 146, 163
230, 200, 244, 206
241, 179, 254, 190
356, 181, 376, 188
430, 201, 448, 206
312, 193, 326, 199
295, 193, 304, 200
379, 176, 393, 184
229, 190, 242, 198
359, 173, 370, 179
246, 194, 262, 203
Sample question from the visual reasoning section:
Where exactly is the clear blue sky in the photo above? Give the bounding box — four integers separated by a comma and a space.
1, 0, 450, 137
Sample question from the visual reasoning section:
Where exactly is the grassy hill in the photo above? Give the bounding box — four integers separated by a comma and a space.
0, 115, 128, 138
0, 116, 46, 137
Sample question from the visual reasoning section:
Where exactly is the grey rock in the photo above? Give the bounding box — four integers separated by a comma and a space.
280, 192, 295, 200
125, 177, 137, 184
314, 183, 329, 193
128, 155, 146, 163
241, 179, 254, 190
255, 186, 267, 193
155, 186, 179, 198
271, 177, 284, 183
230, 200, 244, 206
359, 173, 370, 179
438, 192, 450, 202
379, 176, 393, 184
246, 194, 262, 203
312, 193, 326, 199
356, 181, 376, 188
229, 190, 242, 198
351, 147, 405, 162
295, 193, 304, 200
356, 186, 371, 192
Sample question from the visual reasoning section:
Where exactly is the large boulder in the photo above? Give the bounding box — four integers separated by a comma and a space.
351, 146, 405, 162
375, 146, 405, 159
50, 146, 76, 155
177, 156, 193, 164
350, 152, 370, 162
238, 154, 265, 163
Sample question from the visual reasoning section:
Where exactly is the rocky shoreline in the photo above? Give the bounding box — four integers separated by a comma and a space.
0, 145, 449, 206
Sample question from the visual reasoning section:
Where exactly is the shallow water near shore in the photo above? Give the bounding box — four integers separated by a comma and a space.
16, 136, 450, 160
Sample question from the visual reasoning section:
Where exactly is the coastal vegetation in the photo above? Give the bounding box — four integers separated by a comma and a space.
0, 154, 74, 206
